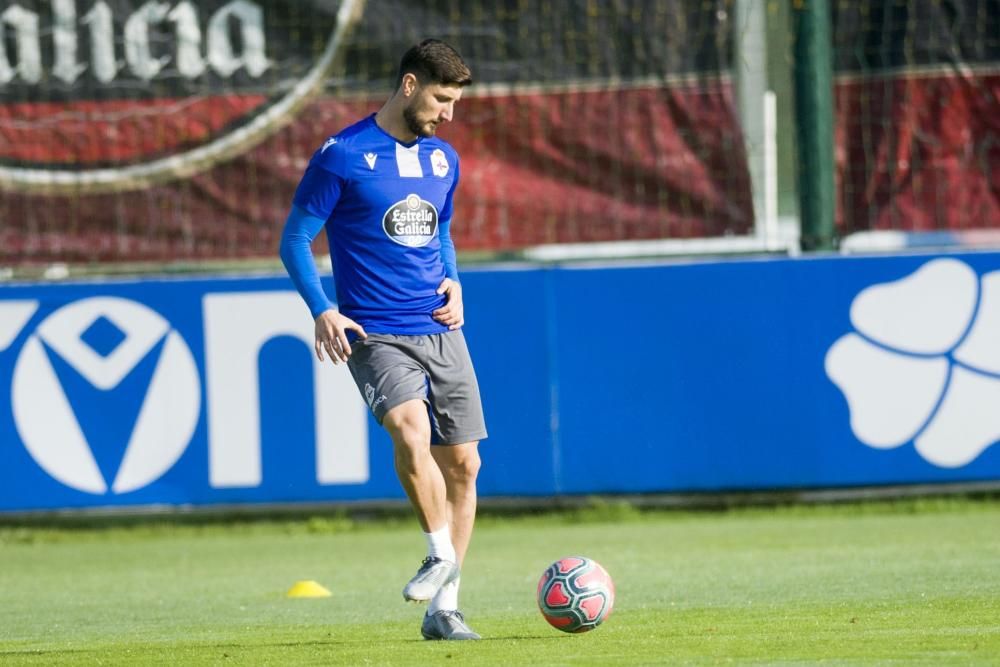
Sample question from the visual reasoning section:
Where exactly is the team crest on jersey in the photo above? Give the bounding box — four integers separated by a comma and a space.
431, 149, 449, 177
383, 194, 438, 247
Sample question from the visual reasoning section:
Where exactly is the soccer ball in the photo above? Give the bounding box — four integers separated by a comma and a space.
537, 556, 615, 633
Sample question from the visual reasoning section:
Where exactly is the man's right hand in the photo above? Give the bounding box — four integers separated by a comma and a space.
314, 310, 367, 364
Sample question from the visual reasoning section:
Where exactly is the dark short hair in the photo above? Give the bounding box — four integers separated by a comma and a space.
396, 39, 472, 88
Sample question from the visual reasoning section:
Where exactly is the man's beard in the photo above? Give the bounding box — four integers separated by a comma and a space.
403, 104, 435, 137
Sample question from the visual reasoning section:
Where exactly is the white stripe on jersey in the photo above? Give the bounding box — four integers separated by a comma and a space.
395, 143, 423, 177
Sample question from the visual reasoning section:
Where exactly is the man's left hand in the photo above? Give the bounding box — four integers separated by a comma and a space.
433, 278, 464, 330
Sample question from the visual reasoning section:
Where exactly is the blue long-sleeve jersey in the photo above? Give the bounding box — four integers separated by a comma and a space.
280, 114, 460, 334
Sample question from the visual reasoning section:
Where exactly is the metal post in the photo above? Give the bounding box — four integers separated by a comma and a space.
734, 0, 772, 246
792, 0, 836, 251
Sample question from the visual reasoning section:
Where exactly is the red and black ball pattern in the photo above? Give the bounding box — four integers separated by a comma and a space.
537, 556, 615, 633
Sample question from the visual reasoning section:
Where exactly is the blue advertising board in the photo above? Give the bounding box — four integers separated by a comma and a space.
2, 251, 999, 512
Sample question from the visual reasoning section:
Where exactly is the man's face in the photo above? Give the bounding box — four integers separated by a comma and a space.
403, 80, 464, 138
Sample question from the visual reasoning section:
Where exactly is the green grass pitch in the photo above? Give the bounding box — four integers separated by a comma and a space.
1, 498, 998, 665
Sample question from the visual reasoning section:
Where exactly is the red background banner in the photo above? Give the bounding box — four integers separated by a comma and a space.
1, 0, 997, 264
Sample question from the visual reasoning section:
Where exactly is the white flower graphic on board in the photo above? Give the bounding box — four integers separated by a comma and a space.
825, 258, 1000, 468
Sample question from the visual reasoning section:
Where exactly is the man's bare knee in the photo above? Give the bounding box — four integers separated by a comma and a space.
384, 401, 431, 446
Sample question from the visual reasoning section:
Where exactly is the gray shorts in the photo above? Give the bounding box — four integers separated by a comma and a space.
346, 330, 488, 445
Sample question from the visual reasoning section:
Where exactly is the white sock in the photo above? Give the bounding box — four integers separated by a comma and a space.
428, 577, 460, 613
424, 524, 456, 563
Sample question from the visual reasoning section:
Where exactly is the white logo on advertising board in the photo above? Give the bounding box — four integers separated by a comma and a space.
825, 258, 1000, 467
0, 0, 366, 193
1, 291, 369, 496
11, 297, 200, 494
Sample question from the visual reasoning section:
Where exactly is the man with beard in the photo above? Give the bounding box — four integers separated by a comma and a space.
279, 39, 486, 641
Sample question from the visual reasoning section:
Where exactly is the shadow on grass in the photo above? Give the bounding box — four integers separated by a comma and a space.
4, 491, 1000, 533
1, 634, 564, 658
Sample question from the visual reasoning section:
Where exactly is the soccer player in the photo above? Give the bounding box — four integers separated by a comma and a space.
279, 39, 486, 641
